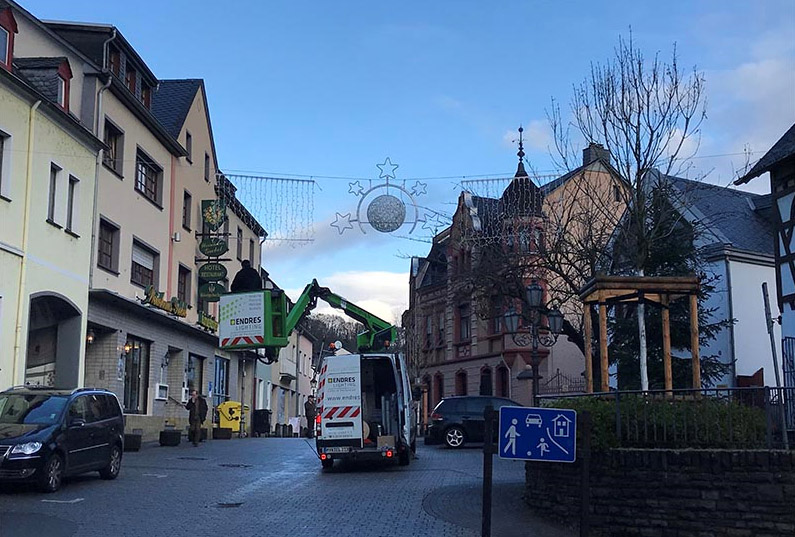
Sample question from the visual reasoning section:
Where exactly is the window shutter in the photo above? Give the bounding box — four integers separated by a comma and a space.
132, 243, 154, 270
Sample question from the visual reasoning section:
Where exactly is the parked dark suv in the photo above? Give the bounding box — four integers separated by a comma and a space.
426, 396, 521, 448
0, 386, 124, 492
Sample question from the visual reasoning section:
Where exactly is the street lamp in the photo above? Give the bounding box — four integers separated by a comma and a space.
504, 281, 564, 406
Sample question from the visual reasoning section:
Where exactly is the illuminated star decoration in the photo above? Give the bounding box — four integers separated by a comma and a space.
330, 212, 354, 234
422, 213, 445, 233
348, 181, 365, 196
411, 181, 427, 196
376, 157, 399, 180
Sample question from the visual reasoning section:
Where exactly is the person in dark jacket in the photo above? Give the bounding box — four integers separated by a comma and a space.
230, 260, 262, 293
304, 396, 316, 438
185, 390, 208, 446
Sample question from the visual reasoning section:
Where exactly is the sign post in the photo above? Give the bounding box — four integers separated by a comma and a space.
481, 405, 496, 537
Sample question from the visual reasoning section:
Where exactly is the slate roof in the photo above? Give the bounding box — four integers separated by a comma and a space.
151, 79, 202, 138
737, 123, 795, 184
668, 175, 774, 257
13, 57, 67, 104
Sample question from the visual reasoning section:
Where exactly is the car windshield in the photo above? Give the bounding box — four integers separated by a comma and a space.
0, 394, 68, 425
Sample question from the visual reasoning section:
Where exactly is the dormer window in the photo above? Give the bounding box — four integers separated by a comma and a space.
125, 67, 136, 93
141, 85, 151, 108
56, 76, 67, 108
0, 7, 18, 71
108, 46, 120, 76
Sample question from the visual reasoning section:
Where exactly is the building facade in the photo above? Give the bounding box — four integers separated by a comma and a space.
0, 2, 104, 390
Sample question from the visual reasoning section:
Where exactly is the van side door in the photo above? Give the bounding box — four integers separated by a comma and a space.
65, 396, 92, 472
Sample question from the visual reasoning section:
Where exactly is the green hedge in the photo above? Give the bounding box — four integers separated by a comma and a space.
542, 395, 768, 451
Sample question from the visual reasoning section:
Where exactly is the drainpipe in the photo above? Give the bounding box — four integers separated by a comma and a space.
724, 252, 737, 385
12, 100, 42, 384
88, 28, 117, 289
166, 155, 176, 296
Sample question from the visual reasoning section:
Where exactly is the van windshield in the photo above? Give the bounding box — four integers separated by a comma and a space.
0, 394, 68, 425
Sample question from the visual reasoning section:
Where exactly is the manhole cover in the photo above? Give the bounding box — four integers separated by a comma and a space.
216, 502, 244, 509
219, 463, 252, 468
177, 457, 208, 461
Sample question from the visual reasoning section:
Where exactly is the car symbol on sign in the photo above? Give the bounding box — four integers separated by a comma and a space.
525, 414, 543, 427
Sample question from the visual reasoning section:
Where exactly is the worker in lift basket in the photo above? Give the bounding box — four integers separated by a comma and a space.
231, 259, 262, 293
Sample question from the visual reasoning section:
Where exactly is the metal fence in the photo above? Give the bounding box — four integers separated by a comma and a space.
539, 369, 587, 395
784, 337, 795, 430
538, 386, 794, 450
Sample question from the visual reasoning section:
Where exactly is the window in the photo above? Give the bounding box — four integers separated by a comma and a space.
141, 85, 151, 108
103, 120, 124, 175
214, 357, 230, 408
458, 304, 471, 341
56, 77, 67, 109
438, 312, 445, 346
108, 46, 120, 76
480, 368, 493, 396
98, 219, 119, 272
425, 315, 432, 348
125, 67, 136, 93
236, 227, 243, 260
491, 298, 503, 335
434, 373, 444, 406
182, 190, 192, 230
123, 336, 150, 414
131, 240, 157, 288
204, 153, 210, 182
0, 131, 9, 199
65, 175, 78, 233
0, 26, 8, 67
249, 238, 255, 264
519, 227, 531, 253
496, 366, 509, 398
135, 150, 162, 205
47, 164, 60, 223
178, 266, 190, 304
186, 354, 204, 394
455, 370, 468, 396
185, 131, 192, 163
613, 184, 621, 202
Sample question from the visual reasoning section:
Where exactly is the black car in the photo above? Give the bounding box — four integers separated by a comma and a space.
426, 396, 521, 448
0, 386, 124, 492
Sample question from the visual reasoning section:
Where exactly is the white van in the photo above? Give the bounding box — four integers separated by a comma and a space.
315, 353, 416, 468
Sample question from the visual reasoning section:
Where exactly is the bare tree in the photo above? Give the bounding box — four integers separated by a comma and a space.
549, 33, 707, 390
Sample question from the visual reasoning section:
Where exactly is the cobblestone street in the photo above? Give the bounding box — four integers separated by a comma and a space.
0, 438, 573, 537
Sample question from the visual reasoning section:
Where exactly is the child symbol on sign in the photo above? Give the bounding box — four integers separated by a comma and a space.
537, 437, 550, 457
503, 419, 520, 456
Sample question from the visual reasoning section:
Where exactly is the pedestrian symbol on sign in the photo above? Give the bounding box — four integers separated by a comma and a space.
503, 419, 520, 456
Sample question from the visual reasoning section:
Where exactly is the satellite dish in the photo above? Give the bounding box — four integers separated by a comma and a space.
334, 340, 343, 351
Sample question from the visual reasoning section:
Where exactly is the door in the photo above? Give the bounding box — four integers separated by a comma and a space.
394, 354, 414, 446
462, 398, 488, 442
84, 394, 111, 469
65, 396, 92, 472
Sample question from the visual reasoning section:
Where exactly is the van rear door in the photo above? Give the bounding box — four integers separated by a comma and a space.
319, 354, 362, 447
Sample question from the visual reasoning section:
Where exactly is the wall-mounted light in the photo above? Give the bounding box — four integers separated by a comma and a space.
163, 352, 170, 367
123, 341, 132, 354
86, 329, 95, 345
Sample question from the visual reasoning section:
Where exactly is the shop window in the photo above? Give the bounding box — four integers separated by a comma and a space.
214, 357, 230, 408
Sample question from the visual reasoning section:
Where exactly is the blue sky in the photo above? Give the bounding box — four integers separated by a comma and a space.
30, 0, 795, 321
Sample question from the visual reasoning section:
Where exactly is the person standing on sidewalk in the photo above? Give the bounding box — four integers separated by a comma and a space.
185, 390, 208, 446
304, 396, 316, 438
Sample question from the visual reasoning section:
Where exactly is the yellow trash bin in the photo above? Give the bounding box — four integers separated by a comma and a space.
217, 401, 245, 433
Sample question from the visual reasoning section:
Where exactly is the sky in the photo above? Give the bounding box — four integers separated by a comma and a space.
29, 0, 795, 322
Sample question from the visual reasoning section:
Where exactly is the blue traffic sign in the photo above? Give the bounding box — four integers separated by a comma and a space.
498, 406, 576, 463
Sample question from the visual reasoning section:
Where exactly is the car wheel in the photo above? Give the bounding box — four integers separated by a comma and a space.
99, 444, 122, 480
444, 426, 466, 449
321, 458, 333, 469
40, 453, 64, 493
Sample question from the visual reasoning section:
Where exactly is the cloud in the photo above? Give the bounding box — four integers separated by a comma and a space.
502, 119, 551, 152
283, 270, 409, 324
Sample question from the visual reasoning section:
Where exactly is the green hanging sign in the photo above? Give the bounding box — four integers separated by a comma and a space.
198, 262, 227, 281
199, 238, 228, 257
198, 282, 224, 302
201, 199, 227, 231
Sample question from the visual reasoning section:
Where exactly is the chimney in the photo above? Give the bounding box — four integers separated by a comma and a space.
583, 143, 611, 166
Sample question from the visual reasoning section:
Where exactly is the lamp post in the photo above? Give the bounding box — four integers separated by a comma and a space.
504, 281, 564, 406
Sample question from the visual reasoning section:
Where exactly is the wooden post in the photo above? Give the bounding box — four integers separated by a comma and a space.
599, 303, 609, 392
689, 294, 701, 390
661, 295, 672, 396
583, 303, 593, 393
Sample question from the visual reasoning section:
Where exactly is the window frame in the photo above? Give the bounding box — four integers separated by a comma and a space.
177, 265, 191, 305
47, 163, 60, 226
182, 190, 192, 230
0, 130, 9, 200
185, 131, 192, 163
236, 227, 243, 261
0, 26, 8, 67
125, 66, 136, 94
134, 149, 162, 206
56, 76, 67, 109
102, 119, 124, 177
123, 335, 150, 414
65, 175, 79, 235
457, 304, 471, 342
131, 239, 158, 289
204, 153, 210, 182
97, 218, 120, 274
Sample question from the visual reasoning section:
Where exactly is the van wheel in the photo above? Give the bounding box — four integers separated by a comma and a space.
398, 448, 410, 466
99, 444, 122, 480
39, 453, 64, 493
321, 458, 333, 469
444, 426, 466, 448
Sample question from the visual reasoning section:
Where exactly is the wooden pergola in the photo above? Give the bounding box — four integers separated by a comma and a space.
579, 275, 701, 393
